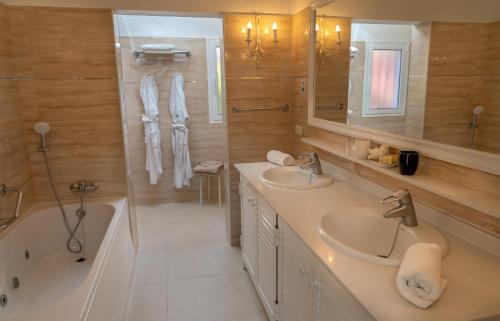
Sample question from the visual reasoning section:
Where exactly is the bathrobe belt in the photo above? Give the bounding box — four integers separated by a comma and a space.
141, 114, 159, 123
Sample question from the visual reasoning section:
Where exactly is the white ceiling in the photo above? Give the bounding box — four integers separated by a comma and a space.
1, 0, 499, 22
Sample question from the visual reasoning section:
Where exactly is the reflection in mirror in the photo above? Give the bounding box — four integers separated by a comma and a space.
313, 15, 351, 123
312, 7, 500, 154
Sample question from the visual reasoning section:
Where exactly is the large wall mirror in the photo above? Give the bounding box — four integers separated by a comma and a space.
309, 0, 500, 174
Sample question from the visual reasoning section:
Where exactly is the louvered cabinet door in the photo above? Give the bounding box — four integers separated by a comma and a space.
240, 178, 258, 283
279, 218, 316, 321
257, 197, 278, 321
317, 263, 375, 321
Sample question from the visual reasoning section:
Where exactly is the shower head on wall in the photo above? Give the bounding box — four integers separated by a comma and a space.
473, 105, 484, 115
33, 122, 50, 135
33, 122, 50, 151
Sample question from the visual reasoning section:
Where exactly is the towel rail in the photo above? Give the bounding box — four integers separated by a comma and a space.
232, 104, 290, 113
0, 184, 23, 230
133, 50, 192, 60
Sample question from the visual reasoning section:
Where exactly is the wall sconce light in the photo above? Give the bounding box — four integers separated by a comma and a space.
316, 17, 334, 66
335, 24, 342, 46
243, 15, 279, 66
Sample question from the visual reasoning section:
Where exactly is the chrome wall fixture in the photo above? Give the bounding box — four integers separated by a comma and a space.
0, 184, 23, 230
244, 14, 279, 66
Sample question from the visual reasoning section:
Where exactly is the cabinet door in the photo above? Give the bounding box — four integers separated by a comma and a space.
240, 178, 258, 283
279, 218, 316, 321
257, 197, 278, 321
317, 258, 375, 321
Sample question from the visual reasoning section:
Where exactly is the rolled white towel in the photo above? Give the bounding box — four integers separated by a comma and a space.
141, 44, 175, 52
267, 150, 295, 166
397, 243, 447, 309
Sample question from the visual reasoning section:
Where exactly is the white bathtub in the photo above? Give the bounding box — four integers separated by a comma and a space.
0, 198, 135, 321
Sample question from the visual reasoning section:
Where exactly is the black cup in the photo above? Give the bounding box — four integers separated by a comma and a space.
399, 151, 419, 175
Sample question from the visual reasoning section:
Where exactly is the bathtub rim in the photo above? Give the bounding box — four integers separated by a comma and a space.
1, 197, 131, 321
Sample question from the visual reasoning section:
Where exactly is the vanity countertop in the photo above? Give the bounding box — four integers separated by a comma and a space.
235, 162, 500, 321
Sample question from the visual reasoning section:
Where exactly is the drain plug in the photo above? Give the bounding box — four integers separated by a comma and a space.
76, 258, 86, 263
0, 294, 7, 308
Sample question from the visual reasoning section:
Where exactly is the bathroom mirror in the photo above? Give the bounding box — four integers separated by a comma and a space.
309, 1, 500, 171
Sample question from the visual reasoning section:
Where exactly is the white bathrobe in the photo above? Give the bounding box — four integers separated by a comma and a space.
169, 73, 193, 188
140, 73, 163, 185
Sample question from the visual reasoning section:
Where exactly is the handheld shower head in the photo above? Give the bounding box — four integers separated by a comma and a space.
34, 122, 50, 135
33, 122, 50, 151
473, 105, 484, 115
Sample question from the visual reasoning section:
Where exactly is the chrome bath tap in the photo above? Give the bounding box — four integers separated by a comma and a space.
69, 180, 99, 194
299, 152, 323, 175
381, 189, 418, 227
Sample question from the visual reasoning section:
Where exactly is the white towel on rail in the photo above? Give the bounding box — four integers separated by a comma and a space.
140, 73, 163, 185
141, 44, 175, 52
169, 73, 193, 189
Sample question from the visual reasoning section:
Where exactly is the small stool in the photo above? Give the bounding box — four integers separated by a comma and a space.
193, 161, 224, 207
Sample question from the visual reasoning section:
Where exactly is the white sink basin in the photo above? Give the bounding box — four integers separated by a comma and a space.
261, 166, 334, 190
318, 207, 448, 266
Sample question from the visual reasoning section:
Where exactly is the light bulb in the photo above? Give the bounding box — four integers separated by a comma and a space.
272, 22, 278, 31
315, 23, 319, 32
335, 25, 341, 33
247, 21, 252, 30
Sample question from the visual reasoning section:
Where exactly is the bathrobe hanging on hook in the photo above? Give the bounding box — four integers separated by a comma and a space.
169, 73, 193, 188
140, 73, 163, 185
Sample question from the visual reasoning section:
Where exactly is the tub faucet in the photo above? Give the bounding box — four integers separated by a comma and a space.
69, 180, 99, 194
299, 152, 323, 175
381, 189, 418, 227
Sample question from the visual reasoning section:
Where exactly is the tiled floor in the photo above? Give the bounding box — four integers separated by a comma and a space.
125, 202, 269, 321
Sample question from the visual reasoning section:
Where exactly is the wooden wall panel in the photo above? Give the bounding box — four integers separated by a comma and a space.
224, 13, 294, 245
118, 36, 226, 205
0, 3, 34, 222
7, 6, 127, 202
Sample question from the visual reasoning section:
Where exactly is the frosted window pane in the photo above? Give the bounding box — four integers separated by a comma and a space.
369, 50, 402, 109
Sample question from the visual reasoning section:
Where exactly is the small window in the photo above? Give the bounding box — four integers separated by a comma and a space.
207, 39, 223, 123
363, 42, 409, 117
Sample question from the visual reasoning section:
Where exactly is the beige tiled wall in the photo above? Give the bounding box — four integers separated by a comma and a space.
224, 13, 294, 245
5, 6, 127, 202
404, 22, 430, 138
118, 36, 227, 204
0, 3, 34, 221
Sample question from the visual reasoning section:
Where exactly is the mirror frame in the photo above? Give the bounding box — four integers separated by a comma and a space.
307, 7, 500, 176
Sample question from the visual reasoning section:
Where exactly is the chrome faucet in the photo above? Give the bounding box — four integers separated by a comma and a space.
381, 189, 418, 227
299, 152, 323, 175
69, 180, 99, 194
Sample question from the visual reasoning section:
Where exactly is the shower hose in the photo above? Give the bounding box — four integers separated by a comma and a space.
41, 150, 86, 254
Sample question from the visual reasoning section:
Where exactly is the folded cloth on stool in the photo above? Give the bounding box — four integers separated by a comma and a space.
193, 161, 224, 175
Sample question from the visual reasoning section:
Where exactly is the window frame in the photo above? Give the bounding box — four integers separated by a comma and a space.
362, 42, 410, 117
206, 38, 223, 124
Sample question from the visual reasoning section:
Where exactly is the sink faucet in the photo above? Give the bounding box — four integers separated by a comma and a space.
381, 189, 418, 227
299, 152, 323, 175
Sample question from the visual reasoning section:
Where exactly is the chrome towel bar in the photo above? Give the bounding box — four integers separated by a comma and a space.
232, 104, 290, 113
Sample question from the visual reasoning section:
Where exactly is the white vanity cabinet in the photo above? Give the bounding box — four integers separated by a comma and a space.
240, 178, 259, 284
279, 218, 375, 321
240, 177, 278, 321
279, 216, 317, 321
240, 175, 374, 321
